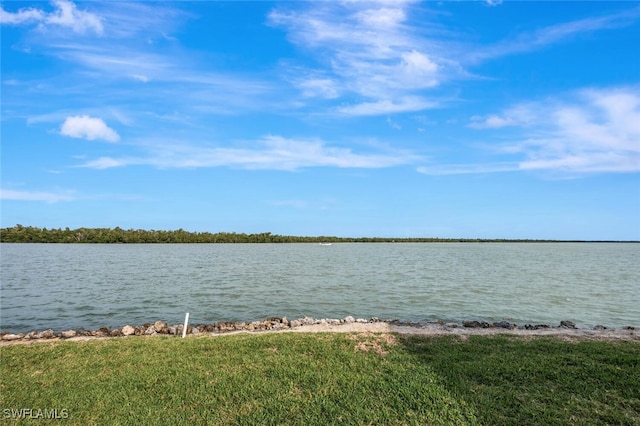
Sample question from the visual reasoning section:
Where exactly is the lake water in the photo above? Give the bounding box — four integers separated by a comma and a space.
1, 243, 638, 332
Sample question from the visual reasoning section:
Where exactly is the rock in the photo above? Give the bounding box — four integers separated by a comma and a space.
301, 317, 316, 326
191, 327, 200, 335
446, 323, 459, 328
2, 333, 23, 341
144, 325, 156, 335
168, 326, 178, 335
525, 324, 550, 330
39, 329, 55, 339
24, 331, 39, 340
121, 325, 135, 336
289, 320, 301, 328
463, 320, 490, 328
327, 319, 341, 325
593, 325, 607, 330
370, 317, 379, 323
154, 321, 169, 333
110, 329, 122, 337
61, 330, 77, 339
356, 318, 368, 323
344, 316, 355, 323
560, 320, 577, 329
281, 317, 289, 326
493, 321, 516, 329
95, 327, 110, 337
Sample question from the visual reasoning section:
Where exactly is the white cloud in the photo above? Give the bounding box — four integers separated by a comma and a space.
472, 6, 640, 62
469, 115, 517, 129
60, 115, 120, 142
46, 0, 103, 34
78, 135, 423, 171
0, 189, 75, 203
355, 7, 406, 28
269, 2, 447, 115
336, 97, 438, 116
298, 77, 340, 99
0, 0, 103, 34
0, 7, 45, 24
460, 87, 640, 174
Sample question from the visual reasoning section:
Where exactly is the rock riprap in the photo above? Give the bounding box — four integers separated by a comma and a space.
1, 317, 636, 343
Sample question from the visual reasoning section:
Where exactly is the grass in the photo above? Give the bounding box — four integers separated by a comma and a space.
1, 333, 639, 425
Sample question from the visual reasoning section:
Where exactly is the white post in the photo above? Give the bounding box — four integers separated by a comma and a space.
182, 312, 190, 338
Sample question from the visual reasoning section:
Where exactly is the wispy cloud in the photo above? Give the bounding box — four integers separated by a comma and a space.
471, 6, 640, 62
60, 115, 120, 142
422, 86, 640, 175
0, 188, 75, 203
515, 88, 640, 173
269, 1, 451, 116
78, 135, 423, 171
336, 96, 438, 116
0, 0, 103, 34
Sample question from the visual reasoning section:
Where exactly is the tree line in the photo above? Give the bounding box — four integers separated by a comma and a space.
0, 225, 605, 243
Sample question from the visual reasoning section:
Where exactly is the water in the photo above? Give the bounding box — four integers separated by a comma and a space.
1, 243, 638, 332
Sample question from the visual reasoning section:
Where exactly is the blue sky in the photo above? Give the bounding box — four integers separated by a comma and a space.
1, 0, 639, 240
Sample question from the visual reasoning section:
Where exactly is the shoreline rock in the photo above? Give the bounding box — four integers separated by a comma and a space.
1, 317, 638, 344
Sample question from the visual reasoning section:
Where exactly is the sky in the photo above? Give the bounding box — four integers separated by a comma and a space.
1, 0, 639, 240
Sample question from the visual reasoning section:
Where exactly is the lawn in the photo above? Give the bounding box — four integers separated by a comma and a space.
1, 333, 639, 425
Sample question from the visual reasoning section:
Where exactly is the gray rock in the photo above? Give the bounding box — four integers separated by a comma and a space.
301, 317, 316, 325
493, 321, 516, 329
289, 320, 301, 328
61, 330, 77, 338
144, 325, 156, 335
370, 317, 379, 323
593, 325, 607, 330
2, 333, 23, 341
25, 331, 39, 340
154, 321, 169, 333
191, 327, 200, 335
344, 316, 355, 323
525, 324, 550, 330
446, 323, 459, 328
463, 320, 490, 328
39, 329, 55, 339
560, 320, 577, 329
121, 325, 135, 336
356, 318, 368, 323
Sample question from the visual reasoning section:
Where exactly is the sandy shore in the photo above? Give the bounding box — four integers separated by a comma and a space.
2, 321, 638, 346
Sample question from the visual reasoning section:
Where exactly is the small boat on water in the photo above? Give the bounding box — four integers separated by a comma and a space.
319, 242, 332, 246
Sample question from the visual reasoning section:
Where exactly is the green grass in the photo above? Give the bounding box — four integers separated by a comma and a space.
1, 333, 638, 425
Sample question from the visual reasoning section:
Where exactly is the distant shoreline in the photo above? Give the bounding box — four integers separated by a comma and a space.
1, 225, 638, 244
